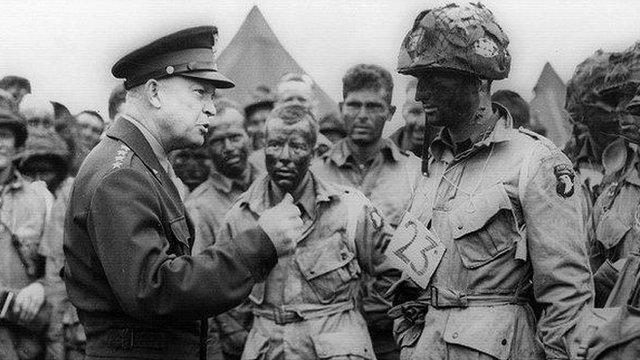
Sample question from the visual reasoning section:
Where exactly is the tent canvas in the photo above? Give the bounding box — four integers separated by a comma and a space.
216, 6, 338, 116
529, 62, 573, 148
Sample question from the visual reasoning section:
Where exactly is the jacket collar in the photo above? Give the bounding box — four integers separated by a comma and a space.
323, 137, 403, 167
106, 116, 181, 202
208, 164, 256, 195
428, 102, 513, 162
241, 169, 342, 216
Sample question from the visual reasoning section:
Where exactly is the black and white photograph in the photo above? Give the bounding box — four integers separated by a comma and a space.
1, 1, 639, 359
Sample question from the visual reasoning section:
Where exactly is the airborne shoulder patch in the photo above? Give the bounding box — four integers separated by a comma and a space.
554, 163, 575, 198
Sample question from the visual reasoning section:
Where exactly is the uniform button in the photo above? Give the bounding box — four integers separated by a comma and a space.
452, 332, 458, 339
501, 339, 507, 346
457, 225, 463, 230
341, 253, 348, 260
309, 270, 315, 275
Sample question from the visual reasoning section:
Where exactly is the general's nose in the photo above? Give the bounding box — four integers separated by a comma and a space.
203, 101, 217, 117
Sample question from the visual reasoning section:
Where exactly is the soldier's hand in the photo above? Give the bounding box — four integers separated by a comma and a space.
13, 282, 45, 322
259, 193, 303, 255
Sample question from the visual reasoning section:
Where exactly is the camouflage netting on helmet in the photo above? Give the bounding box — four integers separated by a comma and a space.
18, 127, 70, 165
565, 50, 613, 124
397, 2, 510, 80
600, 41, 640, 98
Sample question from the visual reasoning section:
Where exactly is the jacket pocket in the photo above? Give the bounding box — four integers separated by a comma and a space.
312, 331, 375, 359
595, 210, 631, 250
241, 331, 270, 360
443, 307, 516, 360
450, 183, 520, 269
296, 232, 361, 304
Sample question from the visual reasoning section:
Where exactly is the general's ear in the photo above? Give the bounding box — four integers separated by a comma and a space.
143, 79, 162, 109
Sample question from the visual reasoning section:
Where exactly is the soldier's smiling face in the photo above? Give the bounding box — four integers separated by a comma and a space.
157, 76, 216, 150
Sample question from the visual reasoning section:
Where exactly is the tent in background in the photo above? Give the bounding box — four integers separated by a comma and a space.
216, 6, 338, 116
529, 62, 573, 148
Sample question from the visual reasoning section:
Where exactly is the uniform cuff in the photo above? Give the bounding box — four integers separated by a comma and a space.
231, 227, 277, 282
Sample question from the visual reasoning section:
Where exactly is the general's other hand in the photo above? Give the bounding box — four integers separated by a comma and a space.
259, 193, 303, 255
13, 282, 45, 322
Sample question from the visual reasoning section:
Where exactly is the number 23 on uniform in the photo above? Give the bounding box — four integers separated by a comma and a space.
386, 211, 446, 289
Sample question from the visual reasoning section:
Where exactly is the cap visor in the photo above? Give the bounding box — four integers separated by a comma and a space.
181, 71, 235, 89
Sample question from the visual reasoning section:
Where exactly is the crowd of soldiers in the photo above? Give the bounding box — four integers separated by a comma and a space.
1, 2, 640, 360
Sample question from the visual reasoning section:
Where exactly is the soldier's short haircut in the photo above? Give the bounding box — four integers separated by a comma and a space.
108, 84, 127, 120
213, 97, 244, 117
0, 76, 31, 93
77, 110, 105, 125
491, 90, 530, 129
267, 104, 318, 147
342, 64, 394, 105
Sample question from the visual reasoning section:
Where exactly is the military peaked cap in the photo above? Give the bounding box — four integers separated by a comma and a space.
112, 26, 235, 90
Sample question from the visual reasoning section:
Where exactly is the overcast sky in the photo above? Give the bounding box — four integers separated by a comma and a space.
1, 0, 639, 127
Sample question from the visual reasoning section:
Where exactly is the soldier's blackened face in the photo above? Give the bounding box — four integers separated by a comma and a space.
341, 89, 394, 146
415, 72, 480, 128
207, 109, 250, 178
171, 148, 212, 191
265, 118, 314, 193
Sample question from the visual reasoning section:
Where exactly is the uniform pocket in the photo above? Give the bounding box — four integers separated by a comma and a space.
443, 307, 516, 360
450, 184, 520, 269
312, 331, 375, 359
241, 331, 270, 360
595, 210, 631, 250
296, 233, 361, 304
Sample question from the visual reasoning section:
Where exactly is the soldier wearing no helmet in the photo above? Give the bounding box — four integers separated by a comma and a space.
389, 3, 593, 359
63, 26, 302, 360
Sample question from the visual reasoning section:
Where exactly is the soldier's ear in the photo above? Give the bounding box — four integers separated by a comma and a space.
144, 79, 162, 109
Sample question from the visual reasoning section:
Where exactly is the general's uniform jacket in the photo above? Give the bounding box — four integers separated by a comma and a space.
220, 171, 388, 360
392, 108, 593, 360
63, 117, 278, 360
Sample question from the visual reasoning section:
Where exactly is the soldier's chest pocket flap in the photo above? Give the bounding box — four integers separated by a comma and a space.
450, 183, 520, 269
596, 210, 632, 250
169, 217, 192, 249
443, 306, 516, 360
296, 233, 361, 303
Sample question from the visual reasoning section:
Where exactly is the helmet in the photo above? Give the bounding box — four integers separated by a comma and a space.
397, 2, 510, 80
17, 127, 70, 168
599, 41, 640, 98
565, 50, 613, 123
0, 109, 27, 148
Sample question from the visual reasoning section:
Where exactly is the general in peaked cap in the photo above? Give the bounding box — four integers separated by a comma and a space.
112, 26, 235, 90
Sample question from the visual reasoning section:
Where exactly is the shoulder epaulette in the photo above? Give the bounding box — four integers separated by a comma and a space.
518, 127, 557, 151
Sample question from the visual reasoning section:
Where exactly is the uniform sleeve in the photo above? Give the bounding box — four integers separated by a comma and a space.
88, 168, 277, 321
354, 198, 400, 303
522, 149, 594, 359
186, 203, 215, 255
